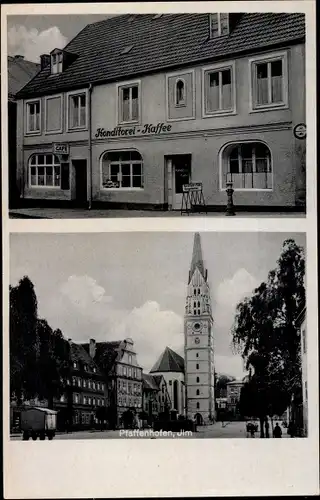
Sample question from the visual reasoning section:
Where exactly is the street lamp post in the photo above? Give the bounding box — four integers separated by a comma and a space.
225, 173, 236, 216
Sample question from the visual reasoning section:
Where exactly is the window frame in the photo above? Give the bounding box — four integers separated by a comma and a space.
249, 51, 289, 112
66, 89, 88, 131
28, 154, 61, 189
116, 79, 141, 125
202, 61, 236, 117
51, 51, 63, 75
100, 149, 144, 191
25, 98, 41, 135
219, 140, 274, 192
209, 13, 230, 38
166, 69, 195, 122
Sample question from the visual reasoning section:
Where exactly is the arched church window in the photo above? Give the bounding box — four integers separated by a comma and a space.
173, 380, 179, 411
198, 289, 201, 295
197, 301, 200, 307
198, 309, 200, 315
196, 389, 200, 395
196, 377, 200, 383
194, 288, 196, 295
196, 402, 200, 409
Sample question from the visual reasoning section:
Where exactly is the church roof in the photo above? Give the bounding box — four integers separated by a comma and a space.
142, 373, 161, 391
189, 233, 206, 283
150, 347, 184, 374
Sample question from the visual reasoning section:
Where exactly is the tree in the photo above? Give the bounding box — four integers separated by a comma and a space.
10, 276, 71, 407
10, 276, 39, 403
232, 239, 305, 437
215, 374, 236, 398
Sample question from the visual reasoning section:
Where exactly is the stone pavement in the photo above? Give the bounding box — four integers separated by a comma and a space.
10, 421, 291, 440
9, 207, 305, 219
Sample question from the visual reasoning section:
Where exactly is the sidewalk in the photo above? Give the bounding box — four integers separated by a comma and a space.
9, 207, 305, 219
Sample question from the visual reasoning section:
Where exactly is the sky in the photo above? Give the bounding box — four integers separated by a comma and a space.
9, 232, 305, 379
7, 15, 113, 62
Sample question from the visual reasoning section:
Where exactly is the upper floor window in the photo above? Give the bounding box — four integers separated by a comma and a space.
203, 64, 234, 116
118, 82, 140, 123
250, 52, 288, 110
68, 91, 87, 130
29, 154, 61, 188
175, 79, 186, 106
101, 150, 143, 190
51, 52, 63, 74
221, 142, 272, 190
26, 100, 40, 134
128, 354, 132, 364
209, 13, 229, 38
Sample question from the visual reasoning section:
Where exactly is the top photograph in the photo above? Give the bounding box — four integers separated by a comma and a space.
7, 12, 306, 219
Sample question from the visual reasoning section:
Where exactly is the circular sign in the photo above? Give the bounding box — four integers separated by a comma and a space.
293, 123, 306, 140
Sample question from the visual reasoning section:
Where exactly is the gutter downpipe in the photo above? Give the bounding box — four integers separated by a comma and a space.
88, 83, 93, 210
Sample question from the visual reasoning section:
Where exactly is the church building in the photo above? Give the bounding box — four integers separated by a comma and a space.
184, 233, 216, 425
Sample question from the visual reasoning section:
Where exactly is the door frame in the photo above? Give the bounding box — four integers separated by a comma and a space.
165, 153, 192, 210
72, 159, 88, 206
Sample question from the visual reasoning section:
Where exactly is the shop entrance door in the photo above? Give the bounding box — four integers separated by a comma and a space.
73, 160, 87, 207
172, 155, 191, 210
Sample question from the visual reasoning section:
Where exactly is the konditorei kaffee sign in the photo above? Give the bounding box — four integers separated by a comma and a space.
95, 122, 172, 138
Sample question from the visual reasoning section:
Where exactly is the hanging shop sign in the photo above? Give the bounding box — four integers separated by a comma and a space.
95, 122, 172, 139
53, 143, 70, 155
293, 123, 306, 140
182, 182, 203, 192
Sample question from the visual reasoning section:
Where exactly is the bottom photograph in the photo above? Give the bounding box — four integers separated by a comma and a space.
9, 231, 307, 440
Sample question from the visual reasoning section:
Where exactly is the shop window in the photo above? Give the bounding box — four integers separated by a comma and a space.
68, 91, 87, 129
51, 51, 63, 74
250, 52, 288, 110
203, 64, 234, 115
221, 142, 272, 190
25, 100, 41, 134
101, 150, 143, 189
175, 79, 186, 106
209, 13, 229, 38
118, 82, 140, 123
29, 154, 61, 188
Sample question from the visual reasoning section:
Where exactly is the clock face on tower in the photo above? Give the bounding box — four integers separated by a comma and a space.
192, 321, 203, 333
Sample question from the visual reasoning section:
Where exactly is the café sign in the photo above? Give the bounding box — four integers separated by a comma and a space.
53, 143, 69, 155
183, 182, 203, 192
95, 122, 172, 139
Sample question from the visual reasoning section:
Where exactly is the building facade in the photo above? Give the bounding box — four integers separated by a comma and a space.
54, 341, 107, 430
150, 347, 185, 416
87, 338, 143, 427
184, 233, 215, 425
142, 373, 171, 421
15, 13, 305, 211
226, 380, 244, 416
8, 55, 40, 208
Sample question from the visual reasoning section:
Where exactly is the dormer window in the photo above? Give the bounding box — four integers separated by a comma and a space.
209, 13, 230, 38
175, 79, 186, 106
51, 51, 63, 74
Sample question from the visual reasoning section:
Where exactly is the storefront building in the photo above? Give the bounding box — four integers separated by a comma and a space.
15, 13, 306, 211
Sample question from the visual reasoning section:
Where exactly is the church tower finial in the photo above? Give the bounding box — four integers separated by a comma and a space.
189, 232, 206, 283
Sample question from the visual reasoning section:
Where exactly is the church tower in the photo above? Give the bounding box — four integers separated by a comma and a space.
184, 233, 215, 425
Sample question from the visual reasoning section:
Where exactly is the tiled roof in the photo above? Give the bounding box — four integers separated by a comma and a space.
8, 56, 40, 99
142, 373, 161, 391
70, 342, 101, 374
16, 13, 305, 99
82, 341, 122, 375
150, 347, 185, 374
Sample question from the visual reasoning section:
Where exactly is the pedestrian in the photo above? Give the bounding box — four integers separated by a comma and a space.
250, 423, 255, 438
273, 422, 282, 438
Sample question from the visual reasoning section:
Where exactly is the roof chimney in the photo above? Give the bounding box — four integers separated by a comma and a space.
89, 338, 96, 358
14, 54, 24, 60
40, 54, 51, 70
